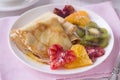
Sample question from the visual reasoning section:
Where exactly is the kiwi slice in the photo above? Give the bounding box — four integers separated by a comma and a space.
99, 38, 109, 48
100, 28, 109, 39
76, 26, 85, 38
77, 21, 109, 48
86, 21, 98, 28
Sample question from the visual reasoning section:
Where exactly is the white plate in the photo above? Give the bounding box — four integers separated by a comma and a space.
0, 0, 38, 11
8, 4, 114, 75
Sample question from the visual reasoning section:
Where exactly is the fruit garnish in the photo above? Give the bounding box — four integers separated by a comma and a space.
65, 10, 90, 27
48, 44, 76, 70
76, 26, 85, 38
76, 21, 109, 48
85, 46, 105, 62
64, 44, 93, 69
54, 5, 75, 18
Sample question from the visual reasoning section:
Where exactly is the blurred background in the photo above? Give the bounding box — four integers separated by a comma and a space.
0, 0, 120, 17
51, 0, 120, 10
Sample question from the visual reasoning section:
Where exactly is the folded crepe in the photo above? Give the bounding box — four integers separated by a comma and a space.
36, 12, 80, 44
36, 12, 77, 35
10, 13, 76, 64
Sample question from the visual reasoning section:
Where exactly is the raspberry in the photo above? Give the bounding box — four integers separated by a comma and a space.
85, 46, 105, 62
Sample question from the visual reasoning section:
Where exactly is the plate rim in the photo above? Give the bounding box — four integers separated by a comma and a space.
8, 3, 115, 75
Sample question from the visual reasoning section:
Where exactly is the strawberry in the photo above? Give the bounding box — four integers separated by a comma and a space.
48, 44, 76, 70
64, 50, 76, 64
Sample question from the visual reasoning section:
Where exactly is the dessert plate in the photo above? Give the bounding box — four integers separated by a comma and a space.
9, 4, 114, 75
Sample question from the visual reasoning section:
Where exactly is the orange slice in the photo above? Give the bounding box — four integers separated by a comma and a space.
64, 44, 93, 69
65, 10, 90, 27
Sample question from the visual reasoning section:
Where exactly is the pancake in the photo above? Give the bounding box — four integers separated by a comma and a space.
10, 16, 73, 64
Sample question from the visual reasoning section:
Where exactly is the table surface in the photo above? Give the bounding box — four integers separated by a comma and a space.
0, 0, 120, 18
0, 1, 120, 80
